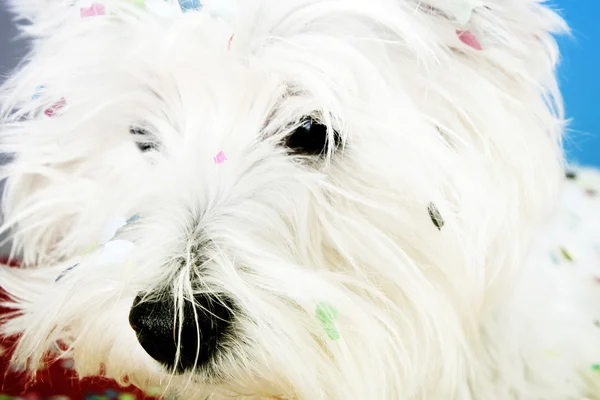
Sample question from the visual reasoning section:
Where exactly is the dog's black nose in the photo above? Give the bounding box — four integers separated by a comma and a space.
128, 292, 234, 372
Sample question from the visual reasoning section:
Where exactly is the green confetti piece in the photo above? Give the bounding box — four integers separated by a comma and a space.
427, 202, 444, 230
594, 320, 600, 328
592, 364, 600, 372
316, 302, 340, 340
82, 242, 98, 255
146, 387, 161, 396
118, 394, 136, 400
560, 247, 573, 262
128, 0, 145, 6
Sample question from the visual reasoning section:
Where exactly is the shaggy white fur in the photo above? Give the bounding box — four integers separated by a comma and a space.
1, 0, 595, 399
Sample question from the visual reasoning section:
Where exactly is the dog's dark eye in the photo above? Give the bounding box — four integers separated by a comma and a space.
285, 117, 341, 156
130, 126, 157, 152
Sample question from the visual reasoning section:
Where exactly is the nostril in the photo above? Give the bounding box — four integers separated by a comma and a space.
128, 292, 235, 372
128, 294, 145, 331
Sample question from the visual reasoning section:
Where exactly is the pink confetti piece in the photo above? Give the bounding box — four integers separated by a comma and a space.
44, 98, 67, 117
594, 276, 600, 284
214, 150, 227, 164
456, 29, 482, 50
80, 3, 106, 18
228, 34, 235, 51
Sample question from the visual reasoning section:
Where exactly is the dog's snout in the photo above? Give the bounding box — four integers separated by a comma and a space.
129, 292, 234, 372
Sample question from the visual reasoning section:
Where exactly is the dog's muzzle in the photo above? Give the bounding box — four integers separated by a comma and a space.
128, 292, 234, 372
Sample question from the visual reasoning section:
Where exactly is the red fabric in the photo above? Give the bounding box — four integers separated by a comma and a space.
0, 257, 155, 400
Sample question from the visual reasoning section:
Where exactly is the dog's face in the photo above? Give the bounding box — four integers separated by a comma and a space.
0, 0, 566, 398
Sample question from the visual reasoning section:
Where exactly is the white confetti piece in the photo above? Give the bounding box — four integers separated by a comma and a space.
446, 0, 481, 25
146, 0, 178, 17
97, 240, 135, 266
206, 0, 238, 19
99, 216, 128, 245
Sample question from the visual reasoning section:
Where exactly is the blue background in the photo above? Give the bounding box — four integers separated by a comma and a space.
554, 0, 600, 166
0, 1, 599, 165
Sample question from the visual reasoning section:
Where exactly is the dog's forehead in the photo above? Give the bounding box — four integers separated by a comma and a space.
29, 4, 371, 118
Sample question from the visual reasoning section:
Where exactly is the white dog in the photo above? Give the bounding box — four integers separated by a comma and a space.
1, 0, 599, 398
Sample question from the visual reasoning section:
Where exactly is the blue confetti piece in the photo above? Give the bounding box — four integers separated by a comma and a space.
126, 213, 140, 225
32, 85, 45, 100
178, 0, 202, 12
55, 264, 79, 282
550, 253, 559, 265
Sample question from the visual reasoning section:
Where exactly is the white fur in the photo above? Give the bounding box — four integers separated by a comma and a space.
1, 0, 593, 398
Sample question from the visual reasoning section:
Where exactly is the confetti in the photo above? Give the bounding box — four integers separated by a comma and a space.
178, 0, 202, 12
118, 394, 136, 400
206, 0, 238, 19
32, 85, 45, 100
82, 243, 98, 255
585, 188, 597, 197
99, 216, 128, 245
80, 3, 106, 18
565, 170, 577, 180
44, 98, 67, 118
560, 247, 573, 262
214, 150, 227, 164
61, 359, 75, 369
97, 240, 135, 266
55, 264, 79, 282
428, 202, 444, 230
456, 29, 482, 50
592, 364, 600, 372
126, 213, 141, 225
316, 302, 340, 340
146, 387, 162, 396
595, 320, 600, 328
145, 0, 176, 16
228, 33, 235, 51
446, 0, 481, 25
128, 0, 146, 7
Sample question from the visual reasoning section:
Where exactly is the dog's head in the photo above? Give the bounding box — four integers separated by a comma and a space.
0, 0, 566, 398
